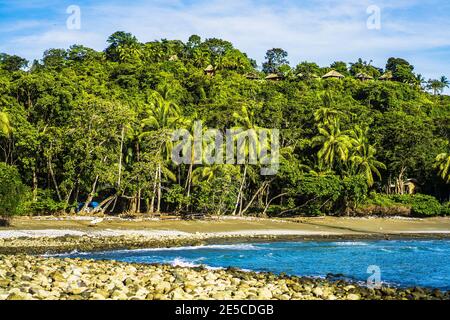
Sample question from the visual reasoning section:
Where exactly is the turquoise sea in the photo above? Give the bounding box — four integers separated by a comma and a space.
62, 239, 450, 290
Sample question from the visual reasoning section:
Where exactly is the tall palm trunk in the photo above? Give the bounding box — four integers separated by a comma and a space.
157, 164, 162, 213
48, 155, 62, 202
185, 163, 193, 210
233, 165, 247, 216
32, 166, 38, 202
149, 167, 158, 213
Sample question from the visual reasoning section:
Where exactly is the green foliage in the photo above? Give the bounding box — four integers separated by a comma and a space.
0, 163, 28, 220
0, 53, 28, 72
262, 48, 289, 74
164, 184, 190, 212
386, 57, 416, 84
364, 192, 397, 207
443, 202, 450, 216
342, 175, 369, 211
364, 193, 444, 216
292, 173, 343, 215
392, 194, 443, 216
28, 189, 67, 215
0, 32, 448, 217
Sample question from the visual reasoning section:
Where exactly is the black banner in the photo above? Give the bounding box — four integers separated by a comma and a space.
1, 300, 448, 319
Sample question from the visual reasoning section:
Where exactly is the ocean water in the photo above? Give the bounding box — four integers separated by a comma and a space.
61, 240, 450, 290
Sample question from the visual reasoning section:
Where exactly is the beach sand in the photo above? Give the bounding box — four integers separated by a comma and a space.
1, 215, 450, 239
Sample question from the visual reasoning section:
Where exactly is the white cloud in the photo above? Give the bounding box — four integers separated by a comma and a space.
1, 0, 449, 82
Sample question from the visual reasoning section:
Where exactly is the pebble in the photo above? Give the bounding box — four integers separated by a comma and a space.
0, 254, 447, 301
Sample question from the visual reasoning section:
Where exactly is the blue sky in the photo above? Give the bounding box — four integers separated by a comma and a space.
1, 0, 449, 88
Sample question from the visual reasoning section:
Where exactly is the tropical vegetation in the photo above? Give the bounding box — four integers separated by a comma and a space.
0, 32, 449, 218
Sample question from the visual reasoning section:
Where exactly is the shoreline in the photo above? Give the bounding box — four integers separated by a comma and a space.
1, 217, 450, 300
1, 229, 450, 255
1, 254, 448, 300
1, 215, 450, 254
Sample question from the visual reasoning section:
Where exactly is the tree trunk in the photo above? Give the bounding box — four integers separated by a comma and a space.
137, 188, 141, 213
262, 192, 288, 216
117, 126, 125, 188
157, 164, 162, 213
48, 156, 62, 201
185, 163, 193, 211
149, 167, 158, 214
32, 167, 38, 202
233, 165, 247, 215
80, 175, 99, 213
241, 180, 271, 216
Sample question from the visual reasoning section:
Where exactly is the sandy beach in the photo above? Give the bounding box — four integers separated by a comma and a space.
1, 216, 450, 300
1, 215, 450, 240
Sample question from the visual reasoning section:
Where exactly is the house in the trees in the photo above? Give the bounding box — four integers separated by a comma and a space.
245, 72, 260, 80
265, 73, 284, 81
387, 178, 420, 195
404, 179, 420, 195
204, 65, 215, 76
379, 71, 393, 81
356, 73, 374, 81
322, 70, 345, 79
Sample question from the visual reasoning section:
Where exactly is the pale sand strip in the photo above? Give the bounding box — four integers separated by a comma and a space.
0, 229, 189, 239
0, 228, 341, 239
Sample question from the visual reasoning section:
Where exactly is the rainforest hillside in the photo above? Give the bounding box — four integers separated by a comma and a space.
0, 32, 449, 218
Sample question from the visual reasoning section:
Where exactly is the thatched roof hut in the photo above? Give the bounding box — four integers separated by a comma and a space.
322, 70, 345, 79
265, 73, 284, 81
204, 65, 215, 76
168, 55, 179, 61
356, 73, 374, 81
379, 71, 393, 81
245, 72, 260, 80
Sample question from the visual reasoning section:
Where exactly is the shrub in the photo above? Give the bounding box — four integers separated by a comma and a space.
342, 175, 369, 212
294, 174, 343, 215
360, 192, 445, 216
164, 184, 190, 213
29, 189, 67, 215
365, 192, 397, 207
392, 194, 443, 216
443, 202, 450, 216
0, 162, 28, 225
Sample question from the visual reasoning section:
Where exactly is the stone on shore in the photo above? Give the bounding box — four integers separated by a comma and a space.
0, 254, 447, 301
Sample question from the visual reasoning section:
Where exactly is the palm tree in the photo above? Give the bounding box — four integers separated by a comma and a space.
192, 165, 222, 185
140, 92, 183, 212
416, 74, 427, 90
350, 143, 386, 187
312, 120, 354, 170
440, 76, 449, 91
117, 42, 143, 63
435, 153, 450, 183
193, 49, 210, 68
427, 79, 444, 95
347, 126, 386, 186
314, 107, 344, 126
231, 105, 263, 215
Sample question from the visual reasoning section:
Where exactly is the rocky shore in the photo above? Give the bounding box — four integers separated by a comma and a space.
2, 232, 450, 256
1, 254, 448, 300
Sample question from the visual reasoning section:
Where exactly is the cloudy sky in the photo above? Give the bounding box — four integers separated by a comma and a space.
1, 0, 449, 85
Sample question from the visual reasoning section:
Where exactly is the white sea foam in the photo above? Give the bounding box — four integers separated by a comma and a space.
47, 243, 261, 257
170, 257, 201, 268
107, 243, 260, 253
331, 241, 369, 246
